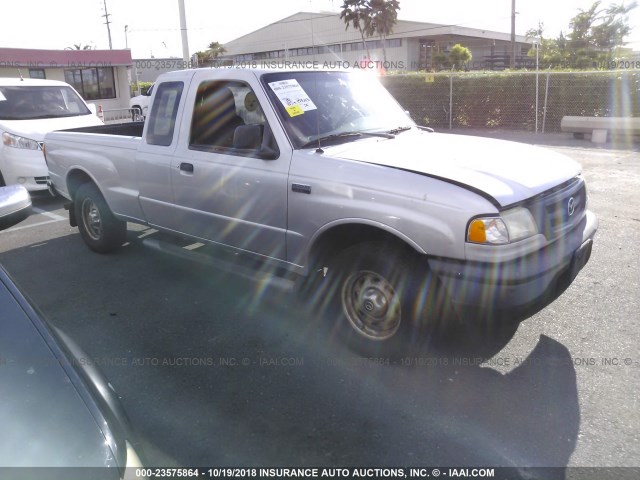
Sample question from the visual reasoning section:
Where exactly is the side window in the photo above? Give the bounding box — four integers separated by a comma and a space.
146, 81, 184, 146
189, 80, 277, 158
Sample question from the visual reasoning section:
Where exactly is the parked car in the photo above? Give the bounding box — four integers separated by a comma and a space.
44, 68, 597, 354
0, 184, 31, 230
129, 83, 154, 120
0, 185, 143, 478
0, 78, 103, 193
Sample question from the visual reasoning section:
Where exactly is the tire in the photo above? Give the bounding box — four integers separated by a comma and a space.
0, 170, 5, 187
314, 241, 450, 356
74, 182, 126, 253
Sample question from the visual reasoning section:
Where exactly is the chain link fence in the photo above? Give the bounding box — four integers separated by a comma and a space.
381, 70, 640, 133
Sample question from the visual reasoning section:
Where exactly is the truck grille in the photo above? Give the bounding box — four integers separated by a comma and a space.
527, 177, 586, 241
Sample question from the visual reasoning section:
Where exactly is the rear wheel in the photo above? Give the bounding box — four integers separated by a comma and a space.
317, 241, 450, 355
74, 182, 126, 253
0, 171, 6, 187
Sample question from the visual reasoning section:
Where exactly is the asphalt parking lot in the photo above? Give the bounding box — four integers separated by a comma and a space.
0, 131, 638, 473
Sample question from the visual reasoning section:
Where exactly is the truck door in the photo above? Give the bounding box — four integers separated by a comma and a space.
136, 78, 189, 226
170, 76, 291, 261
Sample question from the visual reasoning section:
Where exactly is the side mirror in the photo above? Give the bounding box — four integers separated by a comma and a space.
87, 103, 97, 115
0, 185, 32, 231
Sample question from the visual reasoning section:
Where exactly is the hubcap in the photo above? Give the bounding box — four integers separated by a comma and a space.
81, 198, 103, 241
341, 270, 402, 340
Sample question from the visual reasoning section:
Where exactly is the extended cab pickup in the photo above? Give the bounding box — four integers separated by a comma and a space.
45, 68, 598, 351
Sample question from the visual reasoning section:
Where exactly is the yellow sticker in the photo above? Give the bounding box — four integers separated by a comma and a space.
286, 105, 304, 117
425, 75, 435, 83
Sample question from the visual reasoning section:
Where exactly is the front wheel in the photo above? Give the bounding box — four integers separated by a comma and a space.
74, 182, 126, 253
321, 242, 450, 355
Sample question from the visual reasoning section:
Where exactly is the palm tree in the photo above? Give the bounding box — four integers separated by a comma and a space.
194, 41, 227, 67
65, 44, 93, 50
207, 42, 227, 60
340, 1, 401, 62
367, 0, 400, 62
340, 0, 373, 58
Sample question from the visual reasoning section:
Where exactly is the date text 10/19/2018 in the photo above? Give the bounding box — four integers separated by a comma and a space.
134, 467, 497, 478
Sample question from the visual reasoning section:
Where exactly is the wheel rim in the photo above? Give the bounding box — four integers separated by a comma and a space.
81, 198, 103, 241
341, 270, 402, 341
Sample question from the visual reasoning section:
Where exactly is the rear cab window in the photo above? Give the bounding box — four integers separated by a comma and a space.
146, 81, 184, 147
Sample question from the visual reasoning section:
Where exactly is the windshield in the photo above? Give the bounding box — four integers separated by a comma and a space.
261, 71, 414, 148
0, 85, 91, 120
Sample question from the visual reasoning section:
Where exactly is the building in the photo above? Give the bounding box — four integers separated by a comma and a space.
0, 48, 133, 110
221, 12, 533, 71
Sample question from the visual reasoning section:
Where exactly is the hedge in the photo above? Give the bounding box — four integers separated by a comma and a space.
381, 71, 639, 132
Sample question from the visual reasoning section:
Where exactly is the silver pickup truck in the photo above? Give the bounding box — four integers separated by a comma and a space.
45, 68, 598, 352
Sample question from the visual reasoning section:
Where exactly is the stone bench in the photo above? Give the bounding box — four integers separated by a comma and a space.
560, 116, 640, 144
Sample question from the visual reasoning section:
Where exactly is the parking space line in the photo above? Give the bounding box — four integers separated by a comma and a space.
184, 242, 205, 251
0, 218, 64, 234
32, 207, 67, 221
137, 228, 158, 239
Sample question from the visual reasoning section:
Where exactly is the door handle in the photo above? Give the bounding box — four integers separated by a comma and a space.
179, 162, 194, 173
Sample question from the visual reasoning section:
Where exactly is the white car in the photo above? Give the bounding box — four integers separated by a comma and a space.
129, 83, 154, 119
0, 78, 102, 192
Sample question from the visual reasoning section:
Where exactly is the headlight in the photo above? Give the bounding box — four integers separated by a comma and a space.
467, 207, 538, 245
2, 132, 41, 150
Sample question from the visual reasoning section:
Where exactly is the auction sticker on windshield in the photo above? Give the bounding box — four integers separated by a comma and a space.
268, 79, 317, 116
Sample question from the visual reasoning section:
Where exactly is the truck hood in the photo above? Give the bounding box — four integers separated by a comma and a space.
323, 130, 581, 207
0, 114, 102, 141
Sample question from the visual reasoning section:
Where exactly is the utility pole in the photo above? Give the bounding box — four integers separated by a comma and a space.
102, 0, 113, 49
510, 0, 516, 69
178, 0, 190, 65
125, 25, 129, 49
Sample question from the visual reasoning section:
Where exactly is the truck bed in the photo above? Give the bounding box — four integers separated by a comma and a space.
62, 121, 145, 137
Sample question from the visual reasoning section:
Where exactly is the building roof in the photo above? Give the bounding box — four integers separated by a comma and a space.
0, 48, 132, 67
0, 77, 73, 86
223, 11, 531, 55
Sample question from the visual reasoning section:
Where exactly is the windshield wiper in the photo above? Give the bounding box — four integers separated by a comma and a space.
386, 126, 413, 135
301, 130, 395, 149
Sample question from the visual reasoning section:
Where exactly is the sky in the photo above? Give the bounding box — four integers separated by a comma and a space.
2, 0, 639, 58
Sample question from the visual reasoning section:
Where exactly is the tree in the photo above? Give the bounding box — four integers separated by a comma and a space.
526, 1, 637, 68
448, 44, 472, 70
65, 44, 93, 50
206, 41, 227, 59
194, 41, 227, 66
367, 0, 401, 62
340, 0, 373, 58
340, 1, 401, 62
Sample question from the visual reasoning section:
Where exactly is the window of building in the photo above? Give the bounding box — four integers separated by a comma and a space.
365, 40, 378, 49
29, 69, 46, 79
63, 67, 116, 100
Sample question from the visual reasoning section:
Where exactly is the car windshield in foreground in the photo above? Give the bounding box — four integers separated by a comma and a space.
261, 71, 415, 149
0, 85, 91, 120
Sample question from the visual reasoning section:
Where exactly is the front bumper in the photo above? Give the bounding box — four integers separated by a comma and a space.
1, 146, 50, 192
428, 210, 598, 310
